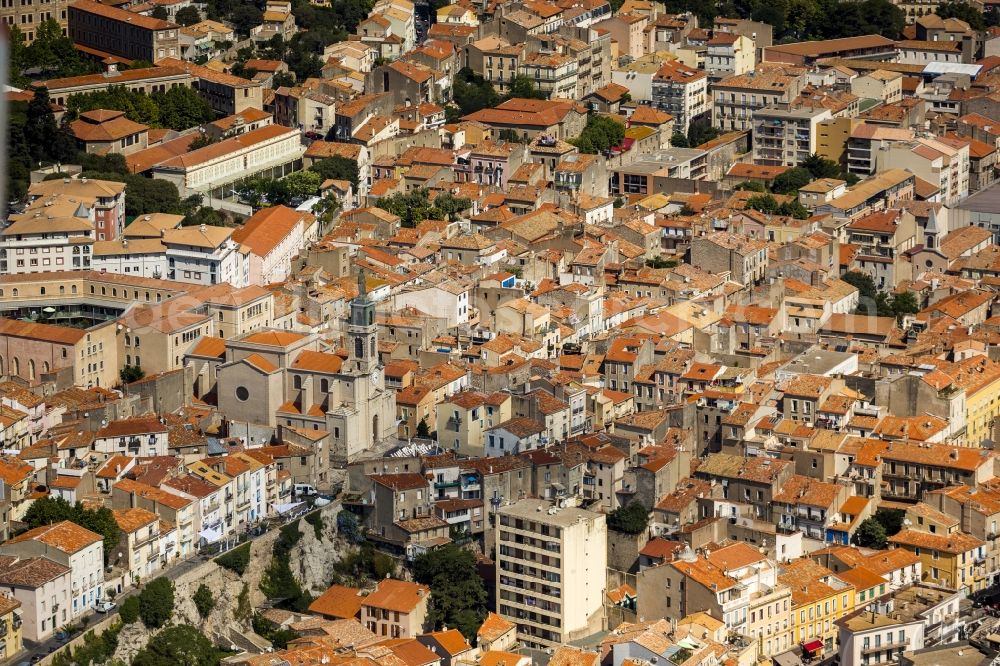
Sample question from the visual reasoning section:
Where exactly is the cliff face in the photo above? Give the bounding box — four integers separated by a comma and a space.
114, 501, 352, 661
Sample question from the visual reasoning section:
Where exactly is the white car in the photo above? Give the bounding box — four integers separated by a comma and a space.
95, 601, 117, 614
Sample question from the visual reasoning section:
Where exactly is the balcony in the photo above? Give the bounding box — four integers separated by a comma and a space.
862, 640, 908, 654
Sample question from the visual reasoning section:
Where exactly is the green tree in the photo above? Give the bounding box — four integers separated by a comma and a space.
216, 543, 251, 575
230, 5, 263, 37
771, 167, 813, 194
283, 170, 322, 199
891, 291, 919, 319
174, 5, 202, 24
377, 188, 471, 227
337, 510, 365, 544
413, 545, 488, 640
23, 497, 120, 564
24, 19, 94, 78
138, 577, 174, 628
874, 508, 905, 537
150, 5, 169, 19
735, 180, 766, 192
310, 156, 360, 189
450, 67, 501, 116
670, 132, 690, 147
119, 597, 140, 624
120, 365, 145, 384
153, 86, 216, 130
801, 153, 843, 179
416, 418, 430, 438
853, 517, 887, 549
183, 207, 226, 227
687, 119, 720, 147
132, 625, 220, 666
607, 501, 650, 534
571, 114, 625, 154
505, 75, 547, 100
646, 256, 678, 268
25, 88, 75, 165
934, 0, 986, 28
252, 613, 298, 649
193, 584, 215, 619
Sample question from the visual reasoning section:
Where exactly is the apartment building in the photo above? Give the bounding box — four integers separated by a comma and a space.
753, 104, 833, 167
0, 318, 118, 389
690, 231, 768, 287
162, 225, 247, 288
231, 206, 311, 287
705, 32, 755, 79
880, 137, 969, 207
26, 177, 126, 242
519, 52, 579, 99
650, 59, 708, 134
0, 596, 22, 661
712, 67, 805, 132
846, 209, 918, 289
466, 36, 524, 94
360, 578, 430, 638
150, 125, 303, 199
0, 556, 70, 642
68, 0, 179, 62
111, 478, 197, 558
815, 169, 916, 222
888, 529, 985, 593
156, 58, 263, 116
0, 0, 69, 44
496, 499, 607, 648
0, 522, 103, 619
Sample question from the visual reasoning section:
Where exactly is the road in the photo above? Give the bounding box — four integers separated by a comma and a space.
8, 552, 212, 666
4, 505, 326, 666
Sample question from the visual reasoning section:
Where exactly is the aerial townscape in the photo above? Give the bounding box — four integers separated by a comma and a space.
8, 0, 1000, 663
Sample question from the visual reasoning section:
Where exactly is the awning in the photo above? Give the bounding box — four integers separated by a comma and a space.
802, 640, 824, 653
199, 525, 223, 543
275, 502, 305, 514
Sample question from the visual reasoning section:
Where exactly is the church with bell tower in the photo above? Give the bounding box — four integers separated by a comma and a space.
212, 269, 396, 464
332, 269, 396, 460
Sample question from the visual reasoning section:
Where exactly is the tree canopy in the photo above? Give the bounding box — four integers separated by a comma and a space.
24, 496, 120, 564
571, 114, 625, 154
132, 625, 220, 666
413, 545, 488, 640
853, 517, 887, 549
841, 271, 919, 320
771, 167, 814, 195
935, 0, 987, 29
450, 67, 501, 118
10, 20, 96, 86
174, 5, 202, 25
310, 156, 360, 190
138, 577, 175, 628
607, 501, 650, 534
376, 189, 472, 227
66, 85, 215, 131
745, 193, 809, 219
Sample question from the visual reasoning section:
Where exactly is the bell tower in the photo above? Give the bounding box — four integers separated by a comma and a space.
348, 269, 378, 375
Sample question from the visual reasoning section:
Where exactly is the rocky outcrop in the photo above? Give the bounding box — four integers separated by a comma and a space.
290, 504, 354, 594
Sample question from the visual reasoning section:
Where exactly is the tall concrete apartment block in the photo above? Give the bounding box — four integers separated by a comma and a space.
496, 499, 607, 648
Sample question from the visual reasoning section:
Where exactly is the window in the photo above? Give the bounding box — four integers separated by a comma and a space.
236, 386, 249, 401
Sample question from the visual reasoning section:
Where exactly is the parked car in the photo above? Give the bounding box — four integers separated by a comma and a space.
95, 601, 117, 614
